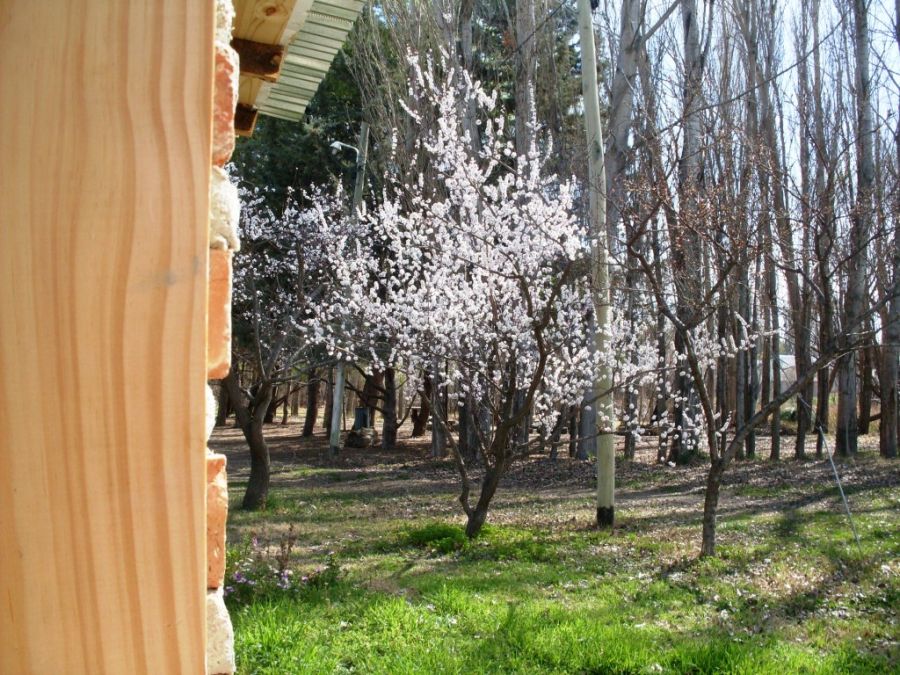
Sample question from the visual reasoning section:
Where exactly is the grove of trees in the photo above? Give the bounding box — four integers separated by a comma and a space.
219, 0, 899, 557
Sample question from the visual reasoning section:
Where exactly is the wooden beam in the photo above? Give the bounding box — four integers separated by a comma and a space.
235, 103, 259, 136
0, 1, 212, 672
232, 38, 284, 82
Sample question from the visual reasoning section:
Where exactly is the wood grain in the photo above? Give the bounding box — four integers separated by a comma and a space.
0, 1, 213, 672
233, 0, 300, 45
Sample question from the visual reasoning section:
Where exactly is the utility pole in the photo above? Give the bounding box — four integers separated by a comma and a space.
329, 122, 369, 457
576, 0, 615, 528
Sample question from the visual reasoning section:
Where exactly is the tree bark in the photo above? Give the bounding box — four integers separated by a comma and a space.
263, 386, 279, 423
735, 276, 749, 460
323, 367, 334, 432
700, 459, 725, 557
329, 362, 346, 458
465, 464, 504, 538
361, 370, 383, 429
412, 374, 431, 437
215, 383, 229, 427
302, 368, 319, 437
837, 0, 876, 457
568, 407, 578, 458
880, 132, 899, 457
858, 337, 874, 434
224, 370, 273, 510
668, 0, 707, 466
514, 0, 536, 159
766, 218, 782, 460
577, 393, 596, 460
382, 366, 398, 450
430, 358, 447, 458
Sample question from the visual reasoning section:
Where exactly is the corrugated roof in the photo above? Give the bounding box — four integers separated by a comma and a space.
232, 0, 364, 131
255, 0, 365, 121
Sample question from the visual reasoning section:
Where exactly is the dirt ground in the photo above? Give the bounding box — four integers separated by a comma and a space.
209, 414, 899, 535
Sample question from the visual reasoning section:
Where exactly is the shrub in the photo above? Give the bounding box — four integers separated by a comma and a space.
401, 522, 467, 554
224, 526, 341, 607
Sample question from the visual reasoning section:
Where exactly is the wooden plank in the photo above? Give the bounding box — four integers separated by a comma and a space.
0, 1, 212, 672
238, 75, 265, 107
232, 37, 285, 82
233, 0, 311, 46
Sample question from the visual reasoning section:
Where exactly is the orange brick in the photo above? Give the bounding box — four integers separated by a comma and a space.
212, 44, 238, 166
207, 249, 232, 380
207, 453, 228, 589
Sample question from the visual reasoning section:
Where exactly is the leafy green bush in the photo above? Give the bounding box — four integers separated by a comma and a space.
400, 522, 467, 554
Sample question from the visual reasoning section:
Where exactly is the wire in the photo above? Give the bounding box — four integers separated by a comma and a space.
797, 395, 864, 557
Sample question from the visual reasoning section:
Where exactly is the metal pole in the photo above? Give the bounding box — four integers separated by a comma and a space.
576, 0, 615, 528
329, 122, 369, 457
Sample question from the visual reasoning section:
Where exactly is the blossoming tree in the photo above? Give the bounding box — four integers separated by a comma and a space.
322, 58, 602, 537
226, 183, 370, 508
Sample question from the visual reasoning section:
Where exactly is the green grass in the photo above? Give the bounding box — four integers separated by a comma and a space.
222, 453, 899, 674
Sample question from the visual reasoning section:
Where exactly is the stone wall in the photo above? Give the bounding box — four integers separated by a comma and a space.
205, 0, 241, 672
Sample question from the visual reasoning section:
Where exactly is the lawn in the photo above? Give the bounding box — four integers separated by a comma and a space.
211, 421, 900, 674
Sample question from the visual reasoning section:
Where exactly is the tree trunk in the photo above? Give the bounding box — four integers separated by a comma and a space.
465, 464, 504, 538
513, 0, 536, 159
242, 410, 271, 510
764, 212, 782, 460
302, 368, 319, 437
735, 277, 748, 461
548, 409, 566, 461
360, 370, 383, 428
412, 374, 431, 437
215, 383, 229, 427
323, 368, 334, 432
224, 371, 273, 510
329, 362, 346, 458
699, 459, 725, 556
623, 238, 641, 461
652, 222, 669, 463
430, 358, 447, 458
263, 387, 279, 423
458, 393, 480, 462
568, 408, 578, 458
838, 0, 876, 457
669, 0, 706, 467
291, 385, 300, 417
605, 0, 642, 241
382, 366, 398, 450
811, 0, 834, 460
858, 339, 873, 435
576, 394, 595, 460
746, 258, 761, 459
281, 384, 290, 425
880, 184, 900, 458
878, 0, 900, 459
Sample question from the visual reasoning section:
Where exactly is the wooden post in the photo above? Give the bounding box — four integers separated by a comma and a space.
0, 1, 213, 672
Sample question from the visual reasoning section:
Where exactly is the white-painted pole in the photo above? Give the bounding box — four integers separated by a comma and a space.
576, 0, 615, 528
329, 123, 369, 457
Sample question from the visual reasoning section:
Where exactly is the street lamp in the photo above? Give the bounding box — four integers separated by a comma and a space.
327, 123, 369, 458
329, 140, 359, 158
